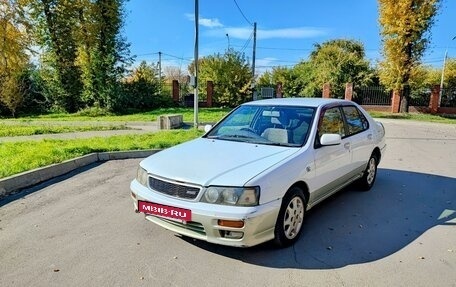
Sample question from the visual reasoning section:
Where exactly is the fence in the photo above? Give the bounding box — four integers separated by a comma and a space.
408, 88, 432, 107
353, 86, 392, 105
441, 88, 456, 108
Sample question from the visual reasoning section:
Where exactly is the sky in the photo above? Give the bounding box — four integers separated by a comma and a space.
124, 0, 456, 74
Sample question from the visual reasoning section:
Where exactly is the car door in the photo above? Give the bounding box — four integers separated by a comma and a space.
341, 105, 373, 175
311, 106, 351, 204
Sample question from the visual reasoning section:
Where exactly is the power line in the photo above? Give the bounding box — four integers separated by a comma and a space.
233, 0, 253, 26
240, 31, 253, 53
135, 51, 192, 62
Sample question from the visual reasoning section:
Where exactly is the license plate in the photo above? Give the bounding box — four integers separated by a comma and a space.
138, 201, 192, 222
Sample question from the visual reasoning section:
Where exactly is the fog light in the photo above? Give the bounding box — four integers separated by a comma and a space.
220, 230, 244, 239
218, 219, 244, 228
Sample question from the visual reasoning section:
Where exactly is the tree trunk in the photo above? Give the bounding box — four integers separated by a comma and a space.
400, 95, 409, 113
399, 85, 410, 113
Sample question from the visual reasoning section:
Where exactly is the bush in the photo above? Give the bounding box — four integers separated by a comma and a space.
75, 106, 114, 117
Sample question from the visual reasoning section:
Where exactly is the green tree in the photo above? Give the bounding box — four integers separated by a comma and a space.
257, 39, 372, 98
78, 0, 132, 110
23, 0, 131, 112
378, 0, 440, 112
308, 39, 373, 98
25, 0, 84, 112
189, 49, 252, 107
120, 61, 172, 111
443, 58, 456, 88
257, 64, 315, 97
0, 0, 31, 116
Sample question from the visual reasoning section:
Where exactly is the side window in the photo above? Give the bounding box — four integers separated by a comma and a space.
319, 107, 345, 137
342, 106, 369, 136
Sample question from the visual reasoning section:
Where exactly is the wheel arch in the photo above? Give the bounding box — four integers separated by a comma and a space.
372, 147, 381, 165
289, 181, 309, 205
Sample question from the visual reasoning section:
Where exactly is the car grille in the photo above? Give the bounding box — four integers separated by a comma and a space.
149, 176, 201, 199
159, 218, 206, 235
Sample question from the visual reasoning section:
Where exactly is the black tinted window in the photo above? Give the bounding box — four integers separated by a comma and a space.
319, 107, 345, 137
342, 106, 369, 135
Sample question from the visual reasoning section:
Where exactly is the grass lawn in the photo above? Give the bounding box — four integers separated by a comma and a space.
0, 123, 130, 137
0, 129, 203, 178
4, 107, 231, 124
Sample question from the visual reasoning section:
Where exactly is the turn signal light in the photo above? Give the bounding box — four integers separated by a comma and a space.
218, 219, 244, 228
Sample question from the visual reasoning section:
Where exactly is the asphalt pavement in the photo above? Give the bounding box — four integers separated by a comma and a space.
0, 121, 159, 143
0, 119, 455, 287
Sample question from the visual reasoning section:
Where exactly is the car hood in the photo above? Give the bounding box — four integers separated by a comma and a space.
140, 138, 299, 186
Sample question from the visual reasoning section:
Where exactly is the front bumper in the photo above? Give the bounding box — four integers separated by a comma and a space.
130, 179, 281, 247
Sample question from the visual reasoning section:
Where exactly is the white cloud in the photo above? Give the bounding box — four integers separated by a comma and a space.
185, 12, 326, 39
185, 13, 223, 28
204, 26, 327, 40
223, 27, 327, 40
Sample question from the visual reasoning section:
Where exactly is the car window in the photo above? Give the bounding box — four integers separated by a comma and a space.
319, 107, 345, 137
342, 106, 369, 136
206, 105, 315, 147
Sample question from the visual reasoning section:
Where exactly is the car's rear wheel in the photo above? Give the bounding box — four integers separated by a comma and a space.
358, 154, 378, 191
273, 187, 306, 247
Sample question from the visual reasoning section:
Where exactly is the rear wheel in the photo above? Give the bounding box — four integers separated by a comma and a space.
273, 187, 306, 247
358, 154, 378, 191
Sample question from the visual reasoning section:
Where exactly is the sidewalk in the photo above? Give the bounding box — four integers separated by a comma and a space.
0, 121, 160, 142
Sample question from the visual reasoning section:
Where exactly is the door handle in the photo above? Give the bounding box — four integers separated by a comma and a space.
344, 142, 350, 149
367, 134, 373, 140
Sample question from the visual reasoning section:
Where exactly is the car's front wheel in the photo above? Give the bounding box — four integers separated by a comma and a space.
358, 154, 378, 191
273, 187, 306, 248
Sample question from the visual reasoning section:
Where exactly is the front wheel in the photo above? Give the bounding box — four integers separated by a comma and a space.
358, 154, 378, 191
273, 187, 306, 248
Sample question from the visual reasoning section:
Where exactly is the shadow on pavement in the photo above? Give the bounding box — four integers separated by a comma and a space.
0, 162, 103, 207
180, 168, 456, 269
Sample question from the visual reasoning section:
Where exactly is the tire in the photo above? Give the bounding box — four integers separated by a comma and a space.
273, 187, 306, 248
358, 154, 378, 191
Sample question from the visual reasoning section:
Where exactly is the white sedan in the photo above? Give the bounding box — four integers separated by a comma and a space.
130, 98, 386, 247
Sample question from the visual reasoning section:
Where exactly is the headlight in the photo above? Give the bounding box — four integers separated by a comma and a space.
136, 166, 149, 187
201, 186, 260, 206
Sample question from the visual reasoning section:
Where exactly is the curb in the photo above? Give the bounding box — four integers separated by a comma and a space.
0, 149, 161, 199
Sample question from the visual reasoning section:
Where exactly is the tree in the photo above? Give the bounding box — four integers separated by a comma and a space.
308, 39, 373, 98
189, 49, 252, 107
79, 0, 132, 110
0, 0, 31, 116
164, 66, 188, 84
257, 39, 372, 98
25, 0, 84, 112
443, 58, 456, 88
23, 0, 132, 112
378, 0, 440, 112
120, 61, 172, 111
257, 64, 315, 97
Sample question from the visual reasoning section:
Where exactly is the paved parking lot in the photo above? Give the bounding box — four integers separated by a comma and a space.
0, 120, 455, 287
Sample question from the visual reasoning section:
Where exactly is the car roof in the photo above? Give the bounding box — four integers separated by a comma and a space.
243, 97, 348, 108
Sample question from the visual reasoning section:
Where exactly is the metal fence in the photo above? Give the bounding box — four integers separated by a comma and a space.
441, 88, 456, 108
353, 86, 392, 105
408, 88, 431, 107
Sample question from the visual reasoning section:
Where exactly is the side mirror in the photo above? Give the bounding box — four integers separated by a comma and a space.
320, 133, 342, 146
204, 125, 213, 133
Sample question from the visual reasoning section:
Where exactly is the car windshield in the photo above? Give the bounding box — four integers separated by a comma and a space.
205, 105, 315, 147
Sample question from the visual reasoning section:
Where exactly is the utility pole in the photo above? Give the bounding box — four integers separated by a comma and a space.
194, 0, 199, 128
439, 50, 448, 106
158, 51, 162, 95
252, 22, 257, 98
439, 36, 456, 106
226, 33, 230, 50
